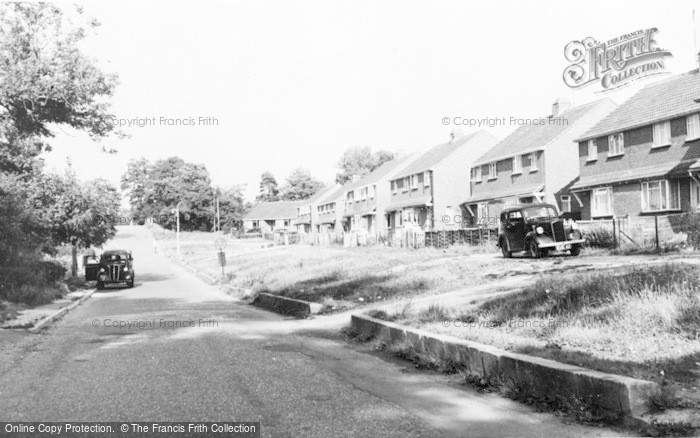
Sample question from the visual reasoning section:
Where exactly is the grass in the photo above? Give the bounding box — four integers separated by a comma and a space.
380, 263, 700, 411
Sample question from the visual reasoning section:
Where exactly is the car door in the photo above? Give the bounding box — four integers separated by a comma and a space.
505, 211, 526, 252
84, 256, 100, 281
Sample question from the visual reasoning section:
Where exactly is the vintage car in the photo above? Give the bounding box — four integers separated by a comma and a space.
84, 249, 135, 289
497, 203, 584, 258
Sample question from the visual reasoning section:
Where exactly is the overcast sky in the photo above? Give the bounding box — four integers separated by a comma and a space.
42, 0, 700, 202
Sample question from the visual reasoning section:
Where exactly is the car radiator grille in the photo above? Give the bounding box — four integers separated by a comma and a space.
109, 265, 121, 281
552, 221, 566, 242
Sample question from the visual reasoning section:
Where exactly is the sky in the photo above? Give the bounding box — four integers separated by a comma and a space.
41, 0, 700, 203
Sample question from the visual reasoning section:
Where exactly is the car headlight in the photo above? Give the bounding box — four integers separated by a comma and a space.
99, 268, 105, 273
536, 226, 544, 235
123, 267, 129, 272
569, 232, 575, 239
571, 222, 579, 230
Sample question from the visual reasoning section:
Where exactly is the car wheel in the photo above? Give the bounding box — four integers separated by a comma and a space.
127, 279, 134, 288
570, 244, 581, 256
528, 239, 542, 259
96, 281, 104, 290
500, 239, 512, 258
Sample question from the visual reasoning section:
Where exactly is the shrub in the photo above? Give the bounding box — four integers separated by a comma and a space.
584, 226, 615, 248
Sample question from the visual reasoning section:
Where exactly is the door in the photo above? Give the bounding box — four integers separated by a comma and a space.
691, 180, 700, 212
84, 256, 100, 281
504, 211, 526, 252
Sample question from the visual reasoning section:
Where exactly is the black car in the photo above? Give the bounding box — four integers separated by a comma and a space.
497, 203, 584, 258
84, 249, 135, 289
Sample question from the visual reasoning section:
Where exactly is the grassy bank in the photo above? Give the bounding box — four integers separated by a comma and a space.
374, 263, 700, 410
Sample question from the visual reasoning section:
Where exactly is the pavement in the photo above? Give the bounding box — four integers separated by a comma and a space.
0, 225, 628, 437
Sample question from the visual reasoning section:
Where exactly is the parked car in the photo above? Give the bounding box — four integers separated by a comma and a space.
84, 249, 135, 289
497, 203, 584, 258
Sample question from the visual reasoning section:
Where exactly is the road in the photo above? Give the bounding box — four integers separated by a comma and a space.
0, 226, 624, 437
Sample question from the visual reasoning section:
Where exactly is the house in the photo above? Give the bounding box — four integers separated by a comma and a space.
342, 153, 419, 234
242, 201, 304, 232
293, 186, 337, 233
386, 130, 498, 231
464, 98, 617, 226
570, 69, 700, 219
315, 185, 348, 233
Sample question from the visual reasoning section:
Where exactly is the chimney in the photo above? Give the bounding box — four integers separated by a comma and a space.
450, 127, 465, 142
551, 98, 572, 117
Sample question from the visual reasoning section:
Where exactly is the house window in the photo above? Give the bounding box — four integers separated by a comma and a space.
477, 203, 489, 223
360, 187, 367, 200
587, 140, 598, 161
424, 171, 431, 187
488, 162, 497, 179
592, 187, 613, 217
402, 178, 409, 192
410, 174, 419, 190
347, 191, 354, 202
529, 153, 538, 172
472, 166, 482, 182
391, 181, 397, 194
608, 133, 624, 156
560, 195, 571, 213
284, 220, 290, 226
370, 185, 376, 198
512, 156, 522, 174
641, 180, 680, 212
687, 114, 700, 140
652, 121, 671, 147
252, 221, 258, 228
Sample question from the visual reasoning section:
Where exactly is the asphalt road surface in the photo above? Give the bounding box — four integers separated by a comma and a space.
0, 226, 624, 437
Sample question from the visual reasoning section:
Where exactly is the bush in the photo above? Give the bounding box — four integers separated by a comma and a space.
0, 260, 66, 305
584, 226, 615, 248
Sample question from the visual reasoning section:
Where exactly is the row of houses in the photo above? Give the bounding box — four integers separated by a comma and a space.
244, 68, 700, 235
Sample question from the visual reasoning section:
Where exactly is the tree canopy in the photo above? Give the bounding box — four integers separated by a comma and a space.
279, 168, 325, 201
335, 146, 395, 184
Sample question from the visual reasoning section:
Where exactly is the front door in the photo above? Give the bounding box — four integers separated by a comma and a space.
691, 180, 700, 212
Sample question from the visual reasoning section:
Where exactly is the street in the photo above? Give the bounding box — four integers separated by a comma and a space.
0, 226, 622, 437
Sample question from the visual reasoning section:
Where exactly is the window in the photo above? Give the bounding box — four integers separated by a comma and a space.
360, 187, 367, 200
608, 133, 624, 156
488, 162, 497, 179
284, 220, 290, 226
252, 221, 258, 228
347, 191, 354, 202
477, 203, 489, 223
529, 153, 538, 172
472, 166, 482, 182
652, 121, 671, 147
641, 180, 680, 212
402, 178, 409, 192
587, 140, 598, 161
391, 181, 397, 194
410, 174, 419, 190
512, 156, 522, 174
592, 187, 613, 217
560, 195, 571, 213
424, 171, 431, 187
370, 185, 376, 198
687, 114, 700, 140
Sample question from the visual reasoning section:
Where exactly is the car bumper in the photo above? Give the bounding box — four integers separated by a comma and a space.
537, 239, 585, 249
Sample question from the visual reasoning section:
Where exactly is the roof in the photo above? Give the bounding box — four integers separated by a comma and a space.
102, 249, 130, 255
578, 69, 700, 141
385, 195, 433, 212
243, 201, 304, 220
317, 184, 349, 206
342, 154, 417, 192
344, 206, 376, 217
501, 203, 556, 212
464, 183, 545, 205
474, 99, 612, 165
392, 131, 481, 180
570, 159, 698, 191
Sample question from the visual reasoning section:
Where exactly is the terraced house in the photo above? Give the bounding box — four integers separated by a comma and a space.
343, 153, 418, 234
293, 185, 338, 233
243, 201, 303, 232
570, 69, 700, 219
386, 130, 498, 231
315, 184, 348, 232
464, 98, 617, 226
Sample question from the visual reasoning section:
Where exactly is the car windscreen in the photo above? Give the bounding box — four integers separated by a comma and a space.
101, 253, 128, 262
522, 206, 558, 220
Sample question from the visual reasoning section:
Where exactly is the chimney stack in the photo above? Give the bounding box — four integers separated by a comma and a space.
450, 127, 465, 142
552, 98, 572, 117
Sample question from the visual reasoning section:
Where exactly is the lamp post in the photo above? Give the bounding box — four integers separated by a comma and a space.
171, 204, 181, 256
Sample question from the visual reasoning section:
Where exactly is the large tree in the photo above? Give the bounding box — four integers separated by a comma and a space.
280, 168, 325, 201
217, 185, 248, 232
335, 146, 395, 184
0, 3, 119, 173
256, 171, 279, 202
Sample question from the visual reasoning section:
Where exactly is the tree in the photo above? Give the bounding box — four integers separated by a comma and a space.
120, 158, 151, 219
280, 168, 325, 201
256, 171, 279, 202
335, 146, 395, 184
217, 185, 247, 232
0, 3, 120, 172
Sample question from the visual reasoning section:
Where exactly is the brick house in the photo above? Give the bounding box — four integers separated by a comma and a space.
570, 69, 700, 220
243, 201, 303, 232
464, 98, 617, 226
315, 185, 348, 232
293, 185, 338, 233
386, 130, 498, 231
342, 153, 419, 234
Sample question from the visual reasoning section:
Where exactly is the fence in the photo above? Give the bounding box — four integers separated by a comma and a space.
424, 228, 497, 249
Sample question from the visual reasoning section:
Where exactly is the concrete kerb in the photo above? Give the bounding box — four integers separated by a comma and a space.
350, 314, 659, 424
251, 293, 323, 318
28, 289, 97, 334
